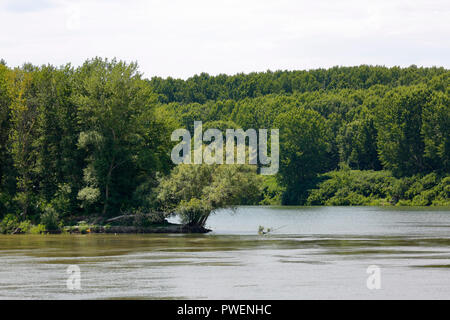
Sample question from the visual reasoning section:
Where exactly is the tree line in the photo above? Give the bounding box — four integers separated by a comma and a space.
0, 58, 448, 232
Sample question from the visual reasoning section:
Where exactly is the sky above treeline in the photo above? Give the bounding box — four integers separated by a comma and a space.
1, 0, 449, 79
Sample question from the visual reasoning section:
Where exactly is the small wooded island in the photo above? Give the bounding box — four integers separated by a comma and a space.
61, 164, 260, 235
0, 59, 448, 234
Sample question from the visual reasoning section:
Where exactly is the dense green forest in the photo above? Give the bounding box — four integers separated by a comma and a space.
0, 58, 449, 233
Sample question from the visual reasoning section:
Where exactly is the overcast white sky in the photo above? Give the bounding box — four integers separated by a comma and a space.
0, 0, 449, 79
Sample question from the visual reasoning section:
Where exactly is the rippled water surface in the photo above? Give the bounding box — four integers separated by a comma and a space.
1, 206, 449, 299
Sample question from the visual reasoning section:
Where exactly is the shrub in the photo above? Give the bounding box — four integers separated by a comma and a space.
0, 214, 19, 234
260, 176, 284, 205
18, 220, 32, 233
307, 170, 449, 206
392, 173, 449, 206
157, 164, 263, 227
30, 224, 46, 234
77, 187, 100, 209
50, 184, 72, 217
307, 170, 392, 205
40, 205, 61, 231
326, 190, 368, 206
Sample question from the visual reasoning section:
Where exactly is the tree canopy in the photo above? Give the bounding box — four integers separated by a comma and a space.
0, 59, 448, 232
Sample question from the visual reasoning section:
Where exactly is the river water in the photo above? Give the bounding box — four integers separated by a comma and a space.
0, 206, 449, 299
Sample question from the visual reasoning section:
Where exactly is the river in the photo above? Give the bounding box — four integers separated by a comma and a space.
0, 206, 449, 299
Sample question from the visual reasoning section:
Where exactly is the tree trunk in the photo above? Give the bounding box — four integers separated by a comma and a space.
102, 160, 114, 216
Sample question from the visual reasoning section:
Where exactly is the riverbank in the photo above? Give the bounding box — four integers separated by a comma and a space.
261, 170, 450, 206
3, 217, 211, 235
69, 223, 212, 234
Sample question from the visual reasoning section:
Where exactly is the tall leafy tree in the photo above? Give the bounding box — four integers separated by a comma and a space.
74, 58, 166, 216
337, 107, 381, 170
31, 65, 83, 218
274, 108, 329, 204
422, 91, 450, 172
0, 64, 13, 216
8, 66, 41, 218
157, 164, 262, 227
375, 86, 431, 176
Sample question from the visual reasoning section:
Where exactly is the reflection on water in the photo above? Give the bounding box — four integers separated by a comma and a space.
0, 206, 449, 299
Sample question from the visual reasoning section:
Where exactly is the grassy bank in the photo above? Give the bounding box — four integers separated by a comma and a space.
0, 215, 211, 235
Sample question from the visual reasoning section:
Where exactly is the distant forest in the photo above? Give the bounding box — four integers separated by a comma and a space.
0, 59, 449, 232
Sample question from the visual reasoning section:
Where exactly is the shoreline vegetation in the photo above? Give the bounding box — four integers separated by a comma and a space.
0, 58, 449, 235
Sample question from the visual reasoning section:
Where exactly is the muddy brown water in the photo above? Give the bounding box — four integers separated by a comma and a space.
0, 206, 449, 299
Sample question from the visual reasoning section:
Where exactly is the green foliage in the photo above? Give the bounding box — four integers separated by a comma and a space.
157, 164, 263, 226
74, 58, 170, 216
77, 186, 101, 209
0, 61, 448, 233
0, 65, 13, 213
149, 66, 447, 104
388, 173, 450, 206
176, 198, 212, 227
0, 214, 19, 234
308, 170, 449, 206
49, 184, 72, 217
62, 221, 96, 234
337, 107, 381, 170
40, 205, 61, 231
30, 224, 46, 234
374, 86, 431, 176
0, 192, 14, 219
18, 220, 32, 233
260, 176, 284, 205
422, 91, 450, 172
307, 169, 393, 205
275, 108, 329, 204
8, 69, 40, 218
78, 222, 91, 234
